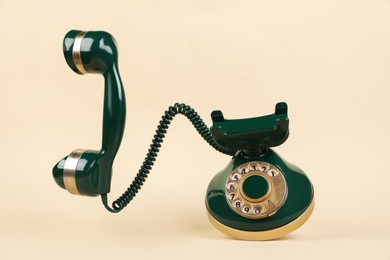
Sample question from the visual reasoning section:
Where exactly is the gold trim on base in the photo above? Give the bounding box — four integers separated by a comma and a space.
207, 198, 314, 241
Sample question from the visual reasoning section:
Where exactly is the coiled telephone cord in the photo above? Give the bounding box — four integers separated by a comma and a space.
101, 103, 235, 213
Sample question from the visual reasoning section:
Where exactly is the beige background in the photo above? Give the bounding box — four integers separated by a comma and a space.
0, 0, 389, 259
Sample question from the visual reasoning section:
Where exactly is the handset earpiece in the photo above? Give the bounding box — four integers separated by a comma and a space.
53, 30, 126, 196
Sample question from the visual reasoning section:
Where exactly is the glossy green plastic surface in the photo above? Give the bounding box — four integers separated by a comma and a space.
53, 30, 126, 196
205, 149, 313, 231
210, 102, 289, 154
242, 175, 269, 200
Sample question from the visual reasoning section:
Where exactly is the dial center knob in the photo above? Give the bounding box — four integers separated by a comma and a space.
241, 174, 270, 201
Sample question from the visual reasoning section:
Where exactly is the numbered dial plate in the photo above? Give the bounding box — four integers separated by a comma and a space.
225, 161, 287, 219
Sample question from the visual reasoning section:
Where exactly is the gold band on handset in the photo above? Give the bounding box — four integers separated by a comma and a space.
63, 149, 86, 195
72, 31, 88, 74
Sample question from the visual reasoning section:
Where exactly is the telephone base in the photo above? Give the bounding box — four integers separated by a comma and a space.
206, 198, 314, 241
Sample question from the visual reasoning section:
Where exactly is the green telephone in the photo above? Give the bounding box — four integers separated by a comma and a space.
53, 30, 314, 240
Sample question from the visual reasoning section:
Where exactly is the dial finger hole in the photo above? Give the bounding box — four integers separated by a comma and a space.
227, 182, 237, 191
259, 163, 269, 172
228, 192, 237, 201
267, 169, 279, 177
233, 200, 242, 209
253, 207, 262, 215
238, 166, 248, 175
248, 162, 259, 172
230, 172, 241, 181
241, 205, 252, 214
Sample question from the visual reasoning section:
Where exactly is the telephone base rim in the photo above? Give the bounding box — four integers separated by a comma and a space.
206, 197, 314, 241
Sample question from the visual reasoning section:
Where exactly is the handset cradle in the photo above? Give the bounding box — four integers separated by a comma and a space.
53, 29, 314, 240
210, 102, 289, 156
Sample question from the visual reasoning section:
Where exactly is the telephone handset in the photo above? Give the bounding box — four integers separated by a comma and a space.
53, 30, 314, 240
